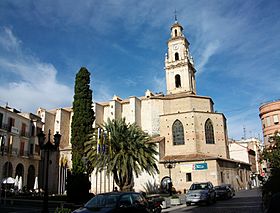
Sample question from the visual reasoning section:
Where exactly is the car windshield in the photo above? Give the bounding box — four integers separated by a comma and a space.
84, 194, 119, 208
190, 183, 208, 190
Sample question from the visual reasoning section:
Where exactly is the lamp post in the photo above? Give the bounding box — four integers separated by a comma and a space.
164, 159, 176, 196
37, 129, 61, 213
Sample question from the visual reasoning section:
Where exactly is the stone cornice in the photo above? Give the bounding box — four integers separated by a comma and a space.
165, 61, 188, 69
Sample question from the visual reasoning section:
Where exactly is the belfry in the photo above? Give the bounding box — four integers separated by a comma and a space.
165, 20, 196, 95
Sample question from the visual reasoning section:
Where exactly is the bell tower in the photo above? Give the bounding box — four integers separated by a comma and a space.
165, 20, 196, 95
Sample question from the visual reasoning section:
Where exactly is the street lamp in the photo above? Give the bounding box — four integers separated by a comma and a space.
37, 129, 61, 213
164, 159, 176, 196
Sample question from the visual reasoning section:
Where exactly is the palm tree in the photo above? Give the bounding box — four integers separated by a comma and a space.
85, 118, 159, 191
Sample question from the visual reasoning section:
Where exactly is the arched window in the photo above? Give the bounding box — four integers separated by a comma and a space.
172, 120, 185, 145
175, 74, 181, 88
174, 29, 177, 37
16, 163, 24, 177
175, 52, 179, 61
27, 165, 35, 190
2, 162, 13, 178
205, 119, 215, 144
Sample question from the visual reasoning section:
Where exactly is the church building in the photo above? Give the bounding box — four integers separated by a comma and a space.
37, 20, 251, 194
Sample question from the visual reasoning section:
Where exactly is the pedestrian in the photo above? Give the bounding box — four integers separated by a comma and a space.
113, 187, 118, 192
248, 180, 252, 189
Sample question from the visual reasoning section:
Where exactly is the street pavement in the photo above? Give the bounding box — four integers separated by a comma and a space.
0, 198, 63, 213
162, 188, 263, 213
0, 188, 263, 213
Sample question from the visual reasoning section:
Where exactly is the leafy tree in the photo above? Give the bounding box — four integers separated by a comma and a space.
68, 67, 95, 203
262, 132, 280, 169
85, 118, 159, 191
261, 131, 280, 208
71, 67, 95, 174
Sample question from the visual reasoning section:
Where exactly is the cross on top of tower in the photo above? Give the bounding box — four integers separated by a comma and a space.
174, 9, 178, 23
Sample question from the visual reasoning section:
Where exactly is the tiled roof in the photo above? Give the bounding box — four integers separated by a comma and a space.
159, 153, 251, 166
147, 136, 165, 144
160, 153, 214, 162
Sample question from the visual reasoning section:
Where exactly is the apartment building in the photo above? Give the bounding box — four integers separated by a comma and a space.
259, 100, 280, 145
0, 105, 42, 190
229, 138, 263, 187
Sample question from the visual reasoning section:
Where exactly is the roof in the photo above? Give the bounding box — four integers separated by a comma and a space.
171, 22, 183, 30
147, 136, 165, 144
95, 92, 214, 106
159, 153, 251, 166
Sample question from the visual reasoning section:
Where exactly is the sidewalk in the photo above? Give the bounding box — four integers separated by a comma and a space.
162, 204, 185, 212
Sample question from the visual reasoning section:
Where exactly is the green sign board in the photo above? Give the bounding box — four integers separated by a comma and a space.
195, 163, 208, 170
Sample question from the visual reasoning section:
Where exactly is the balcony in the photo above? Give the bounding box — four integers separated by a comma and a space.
0, 123, 9, 131
20, 131, 30, 138
28, 152, 41, 160
1, 147, 19, 157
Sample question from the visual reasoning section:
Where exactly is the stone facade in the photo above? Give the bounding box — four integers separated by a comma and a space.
0, 105, 42, 190
229, 138, 263, 187
259, 100, 280, 145
36, 107, 71, 194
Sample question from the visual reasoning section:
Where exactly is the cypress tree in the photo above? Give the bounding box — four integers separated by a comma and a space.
71, 67, 95, 174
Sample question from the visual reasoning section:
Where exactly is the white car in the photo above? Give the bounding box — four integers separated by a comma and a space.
186, 182, 216, 206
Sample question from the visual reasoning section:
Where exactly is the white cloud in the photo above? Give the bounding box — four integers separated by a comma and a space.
93, 84, 113, 103
226, 107, 262, 140
0, 27, 72, 112
0, 27, 21, 52
196, 40, 220, 73
153, 76, 166, 94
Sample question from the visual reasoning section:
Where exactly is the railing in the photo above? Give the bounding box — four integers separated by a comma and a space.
20, 131, 30, 138
1, 147, 18, 156
0, 123, 10, 131
260, 99, 280, 107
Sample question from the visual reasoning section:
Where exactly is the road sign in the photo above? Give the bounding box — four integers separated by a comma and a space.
195, 163, 208, 170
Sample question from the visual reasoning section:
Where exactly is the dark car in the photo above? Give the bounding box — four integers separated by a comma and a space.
72, 192, 151, 213
215, 184, 235, 200
185, 182, 216, 206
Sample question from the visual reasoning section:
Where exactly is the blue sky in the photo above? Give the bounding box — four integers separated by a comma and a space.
0, 0, 279, 140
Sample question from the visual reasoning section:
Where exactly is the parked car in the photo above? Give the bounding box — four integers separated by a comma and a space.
215, 184, 235, 200
146, 194, 164, 213
185, 182, 216, 206
72, 192, 151, 213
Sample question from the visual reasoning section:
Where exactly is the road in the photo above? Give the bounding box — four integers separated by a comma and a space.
0, 199, 64, 213
0, 188, 263, 213
163, 188, 263, 213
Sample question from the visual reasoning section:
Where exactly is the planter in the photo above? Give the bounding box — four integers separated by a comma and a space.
161, 198, 171, 209
179, 194, 186, 204
170, 198, 181, 205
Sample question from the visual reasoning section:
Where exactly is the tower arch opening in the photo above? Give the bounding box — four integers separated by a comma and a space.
175, 52, 179, 61
175, 74, 181, 88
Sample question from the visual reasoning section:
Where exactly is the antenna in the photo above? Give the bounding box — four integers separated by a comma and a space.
243, 126, 246, 140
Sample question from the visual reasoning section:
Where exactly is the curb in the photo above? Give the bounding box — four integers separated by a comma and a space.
162, 204, 185, 212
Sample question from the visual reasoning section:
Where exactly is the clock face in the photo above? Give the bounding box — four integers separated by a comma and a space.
173, 44, 179, 50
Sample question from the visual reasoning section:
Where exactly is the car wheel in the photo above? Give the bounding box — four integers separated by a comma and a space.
213, 197, 216, 203
186, 202, 191, 206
